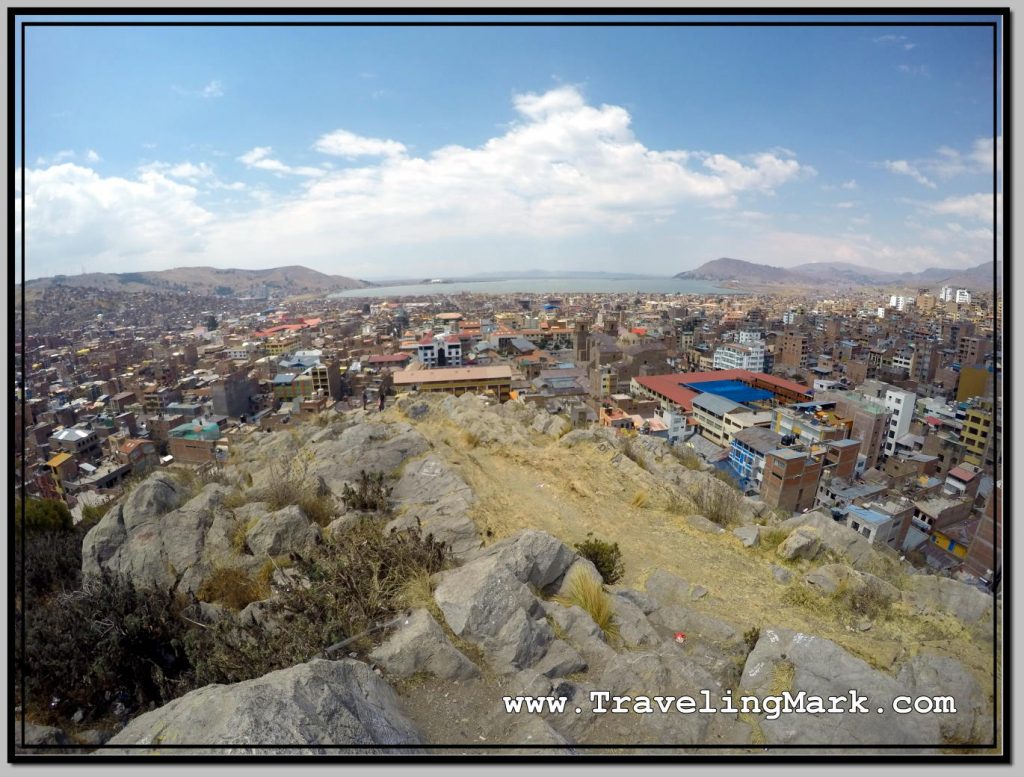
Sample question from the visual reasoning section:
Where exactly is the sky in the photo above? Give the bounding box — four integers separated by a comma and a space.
13, 14, 1003, 281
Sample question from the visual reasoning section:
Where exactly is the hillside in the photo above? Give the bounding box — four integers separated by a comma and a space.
676, 258, 1001, 291
21, 394, 995, 754
23, 265, 371, 297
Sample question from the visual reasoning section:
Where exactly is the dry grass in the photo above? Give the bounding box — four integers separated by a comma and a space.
196, 565, 269, 611
631, 490, 649, 509
767, 659, 796, 696
556, 566, 619, 641
687, 481, 744, 527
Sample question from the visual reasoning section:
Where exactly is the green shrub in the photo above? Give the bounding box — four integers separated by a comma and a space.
80, 499, 115, 527
187, 520, 451, 686
574, 536, 625, 585
340, 470, 391, 514
15, 498, 72, 537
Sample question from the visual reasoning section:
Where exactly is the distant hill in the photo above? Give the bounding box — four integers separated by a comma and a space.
675, 258, 1001, 291
24, 266, 372, 296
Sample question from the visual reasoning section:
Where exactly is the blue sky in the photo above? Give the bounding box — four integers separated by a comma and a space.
14, 14, 1003, 281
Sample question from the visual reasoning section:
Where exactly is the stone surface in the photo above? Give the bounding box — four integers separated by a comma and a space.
733, 525, 761, 548
245, 504, 321, 558
470, 530, 577, 593
531, 640, 587, 679
370, 609, 480, 681
780, 510, 874, 568
687, 514, 725, 534
804, 563, 899, 603
896, 653, 992, 744
645, 569, 706, 606
739, 627, 941, 746
776, 526, 821, 561
901, 574, 994, 624
107, 659, 424, 753
772, 565, 792, 584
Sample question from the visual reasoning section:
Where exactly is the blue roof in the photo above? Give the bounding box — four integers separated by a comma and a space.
272, 373, 296, 385
683, 379, 774, 404
847, 505, 891, 525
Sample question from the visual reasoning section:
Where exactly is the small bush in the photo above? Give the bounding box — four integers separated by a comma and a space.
574, 536, 625, 585
187, 520, 451, 687
196, 566, 268, 611
80, 499, 115, 527
670, 446, 703, 470
759, 527, 791, 552
631, 490, 649, 509
340, 471, 391, 514
258, 454, 340, 527
743, 626, 760, 652
221, 489, 249, 510
688, 481, 744, 527
556, 566, 619, 641
15, 498, 72, 537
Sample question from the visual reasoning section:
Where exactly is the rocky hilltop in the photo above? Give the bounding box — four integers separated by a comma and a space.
29, 393, 996, 755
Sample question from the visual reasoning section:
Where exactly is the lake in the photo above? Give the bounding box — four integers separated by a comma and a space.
331, 277, 742, 298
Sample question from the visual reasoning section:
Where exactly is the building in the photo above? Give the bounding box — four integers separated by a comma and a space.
729, 427, 785, 494
631, 369, 811, 414
911, 495, 973, 533
960, 400, 994, 468
713, 341, 766, 372
417, 334, 463, 368
167, 420, 227, 464
212, 369, 257, 418
845, 504, 906, 549
883, 388, 917, 458
963, 484, 1001, 588
393, 365, 513, 402
778, 331, 811, 370
49, 426, 101, 460
761, 447, 824, 514
691, 393, 772, 447
771, 401, 850, 446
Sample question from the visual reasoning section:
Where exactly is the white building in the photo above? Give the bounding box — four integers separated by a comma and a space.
955, 289, 972, 305
416, 334, 463, 368
737, 329, 763, 345
883, 388, 916, 457
888, 295, 907, 311
713, 341, 766, 372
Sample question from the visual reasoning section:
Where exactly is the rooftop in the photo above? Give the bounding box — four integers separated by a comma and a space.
732, 426, 785, 455
393, 365, 513, 385
846, 505, 892, 526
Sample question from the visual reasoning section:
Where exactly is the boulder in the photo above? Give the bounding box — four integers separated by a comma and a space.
645, 569, 706, 607
611, 592, 661, 648
772, 565, 792, 584
106, 659, 423, 753
897, 653, 992, 744
647, 603, 752, 688
739, 627, 941, 746
245, 505, 321, 558
687, 514, 725, 534
776, 526, 821, 561
82, 481, 231, 593
15, 722, 71, 748
780, 510, 874, 568
733, 525, 760, 548
388, 455, 481, 559
488, 608, 555, 672
744, 497, 770, 518
370, 609, 480, 681
532, 640, 587, 679
307, 423, 430, 494
471, 530, 576, 593
901, 575, 993, 624
804, 563, 899, 603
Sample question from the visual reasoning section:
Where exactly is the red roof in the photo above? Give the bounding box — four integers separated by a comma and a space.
947, 466, 978, 482
633, 370, 811, 412
367, 353, 411, 364
631, 327, 648, 336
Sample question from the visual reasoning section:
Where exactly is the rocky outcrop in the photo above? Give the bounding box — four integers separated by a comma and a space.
245, 505, 322, 558
776, 526, 821, 561
739, 627, 940, 746
780, 510, 874, 568
82, 476, 234, 594
387, 454, 482, 559
902, 574, 993, 624
370, 609, 480, 681
305, 422, 430, 494
106, 659, 423, 754
896, 654, 992, 743
804, 563, 900, 604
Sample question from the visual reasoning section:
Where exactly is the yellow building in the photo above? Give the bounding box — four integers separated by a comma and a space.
393, 366, 513, 402
960, 401, 993, 467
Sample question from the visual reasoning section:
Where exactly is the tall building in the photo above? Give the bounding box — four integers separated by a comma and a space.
960, 399, 994, 468
574, 320, 591, 365
779, 331, 810, 370
883, 388, 916, 458
713, 341, 766, 372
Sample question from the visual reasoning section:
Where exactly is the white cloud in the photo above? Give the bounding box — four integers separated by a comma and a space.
237, 146, 325, 177
928, 193, 1001, 224
22, 86, 812, 275
835, 201, 855, 209
140, 160, 215, 182
85, 149, 101, 163
313, 129, 407, 159
873, 34, 908, 45
18, 163, 213, 275
883, 159, 936, 188
840, 179, 857, 190
35, 149, 75, 166
201, 79, 224, 98
898, 64, 930, 77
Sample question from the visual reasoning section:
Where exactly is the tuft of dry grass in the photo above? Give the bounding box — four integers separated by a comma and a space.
197, 565, 269, 611
631, 490, 649, 509
556, 566, 619, 641
687, 480, 745, 527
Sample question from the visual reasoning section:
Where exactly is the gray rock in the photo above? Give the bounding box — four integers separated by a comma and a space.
120, 471, 188, 531
307, 422, 430, 495
15, 722, 70, 748
647, 604, 751, 688
612, 592, 661, 648
505, 715, 571, 750
532, 640, 587, 678
804, 563, 899, 603
542, 601, 618, 668
107, 659, 424, 753
734, 525, 761, 548
902, 575, 993, 624
324, 512, 364, 538
739, 627, 940, 746
514, 669, 553, 697
776, 526, 821, 561
687, 514, 725, 534
83, 481, 231, 593
897, 653, 992, 744
489, 608, 555, 672
389, 455, 481, 559
772, 565, 792, 584
473, 530, 576, 593
614, 587, 661, 615
744, 497, 770, 518
434, 556, 541, 639
245, 504, 321, 558
370, 609, 480, 680
781, 510, 874, 568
